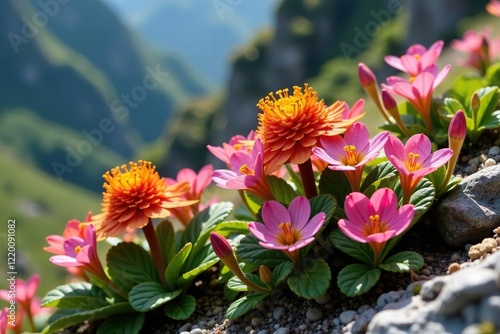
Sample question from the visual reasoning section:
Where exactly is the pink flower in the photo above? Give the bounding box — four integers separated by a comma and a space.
0, 308, 7, 334
212, 138, 274, 201
0, 274, 41, 333
384, 134, 453, 203
389, 68, 451, 130
248, 196, 326, 262
384, 41, 444, 79
165, 164, 215, 225
451, 28, 500, 72
342, 99, 365, 119
44, 212, 91, 255
312, 122, 389, 191
487, 0, 500, 16
207, 131, 255, 167
338, 188, 414, 264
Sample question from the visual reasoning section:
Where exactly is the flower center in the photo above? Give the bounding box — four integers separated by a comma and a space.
74, 245, 82, 254
239, 164, 254, 175
343, 145, 358, 166
369, 214, 381, 233
413, 54, 421, 61
277, 222, 299, 246
363, 214, 388, 236
405, 152, 422, 172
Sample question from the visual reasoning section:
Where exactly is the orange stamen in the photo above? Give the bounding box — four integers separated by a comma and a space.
405, 152, 421, 171
343, 145, 358, 166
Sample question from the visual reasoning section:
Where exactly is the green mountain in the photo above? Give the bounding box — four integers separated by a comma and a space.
1, 0, 212, 191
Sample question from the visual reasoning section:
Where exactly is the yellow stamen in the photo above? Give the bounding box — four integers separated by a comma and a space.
405, 152, 422, 172
239, 164, 253, 175
343, 145, 358, 166
369, 214, 380, 233
74, 245, 82, 254
278, 222, 296, 245
413, 54, 421, 61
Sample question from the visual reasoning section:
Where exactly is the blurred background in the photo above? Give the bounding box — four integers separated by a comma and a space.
0, 0, 493, 295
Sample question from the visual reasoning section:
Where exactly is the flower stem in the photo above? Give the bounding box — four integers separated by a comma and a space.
298, 159, 318, 199
143, 219, 167, 287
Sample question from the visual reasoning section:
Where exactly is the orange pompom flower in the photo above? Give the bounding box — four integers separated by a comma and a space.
256, 84, 363, 174
92, 160, 196, 239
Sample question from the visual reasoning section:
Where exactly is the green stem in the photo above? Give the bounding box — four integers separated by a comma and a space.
298, 159, 317, 199
142, 219, 167, 287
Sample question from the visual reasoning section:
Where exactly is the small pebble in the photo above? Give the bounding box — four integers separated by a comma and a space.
450, 253, 461, 262
306, 308, 323, 322
488, 146, 500, 156
314, 293, 331, 305
251, 317, 261, 327
485, 158, 497, 168
448, 262, 461, 274
273, 307, 286, 320
479, 153, 488, 163
213, 306, 223, 315
339, 310, 357, 325
272, 327, 290, 334
421, 268, 431, 276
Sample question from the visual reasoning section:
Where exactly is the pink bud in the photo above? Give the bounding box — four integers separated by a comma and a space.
449, 110, 467, 140
210, 232, 233, 259
358, 63, 376, 87
381, 89, 397, 111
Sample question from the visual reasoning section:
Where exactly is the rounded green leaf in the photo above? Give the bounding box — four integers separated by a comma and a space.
226, 293, 269, 319
128, 282, 181, 312
379, 251, 424, 273
164, 294, 196, 320
41, 282, 109, 309
309, 194, 336, 224
329, 229, 374, 266
266, 175, 297, 205
156, 219, 176, 263
318, 169, 351, 208
107, 242, 159, 287
272, 261, 295, 287
96, 313, 145, 334
337, 263, 381, 297
287, 258, 331, 299
165, 242, 192, 290
227, 276, 249, 292
181, 202, 234, 245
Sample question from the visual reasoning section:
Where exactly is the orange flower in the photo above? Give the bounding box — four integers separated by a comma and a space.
92, 160, 196, 239
256, 84, 363, 173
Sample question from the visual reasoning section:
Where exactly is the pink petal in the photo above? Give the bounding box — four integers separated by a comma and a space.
212, 170, 238, 188
262, 200, 290, 232
412, 72, 434, 98
344, 122, 370, 152
298, 212, 326, 239
288, 237, 316, 252
248, 222, 273, 244
384, 55, 406, 72
405, 134, 431, 160
433, 64, 451, 89
407, 44, 426, 55
392, 81, 416, 101
26, 274, 40, 300
386, 204, 414, 234
366, 230, 397, 243
384, 135, 406, 164
338, 219, 368, 243
318, 136, 347, 162
426, 148, 453, 169
50, 255, 82, 267
370, 188, 398, 221
344, 192, 374, 227
400, 54, 420, 76
312, 147, 344, 166
288, 196, 311, 231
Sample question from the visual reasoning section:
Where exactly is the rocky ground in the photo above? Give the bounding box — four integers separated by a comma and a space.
61, 136, 500, 334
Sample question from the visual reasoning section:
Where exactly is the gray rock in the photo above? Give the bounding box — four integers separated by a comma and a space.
273, 307, 286, 320
306, 308, 323, 322
339, 310, 357, 325
433, 165, 500, 247
420, 276, 449, 301
478, 294, 500, 328
488, 146, 500, 156
435, 267, 499, 315
272, 328, 289, 334
351, 309, 376, 334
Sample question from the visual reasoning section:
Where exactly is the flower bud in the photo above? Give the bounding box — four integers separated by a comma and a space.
259, 265, 273, 286
470, 92, 480, 112
381, 89, 411, 137
448, 110, 467, 141
210, 232, 232, 259
358, 63, 376, 88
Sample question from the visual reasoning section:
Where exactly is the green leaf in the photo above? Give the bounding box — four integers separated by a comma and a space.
156, 219, 176, 263
165, 243, 192, 290
309, 194, 336, 224
443, 97, 466, 115
318, 169, 351, 209
449, 75, 486, 107
476, 86, 500, 128
272, 262, 295, 287
177, 258, 219, 287
227, 276, 249, 292
107, 242, 159, 288
379, 251, 424, 273
426, 165, 447, 194
329, 229, 374, 266
236, 235, 291, 267
41, 303, 134, 334
128, 282, 181, 312
287, 258, 331, 299
41, 282, 109, 309
214, 221, 250, 236
360, 161, 398, 197
266, 175, 297, 205
226, 293, 269, 319
96, 313, 145, 334
181, 202, 234, 246
337, 264, 381, 297
408, 178, 435, 216
164, 294, 196, 320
